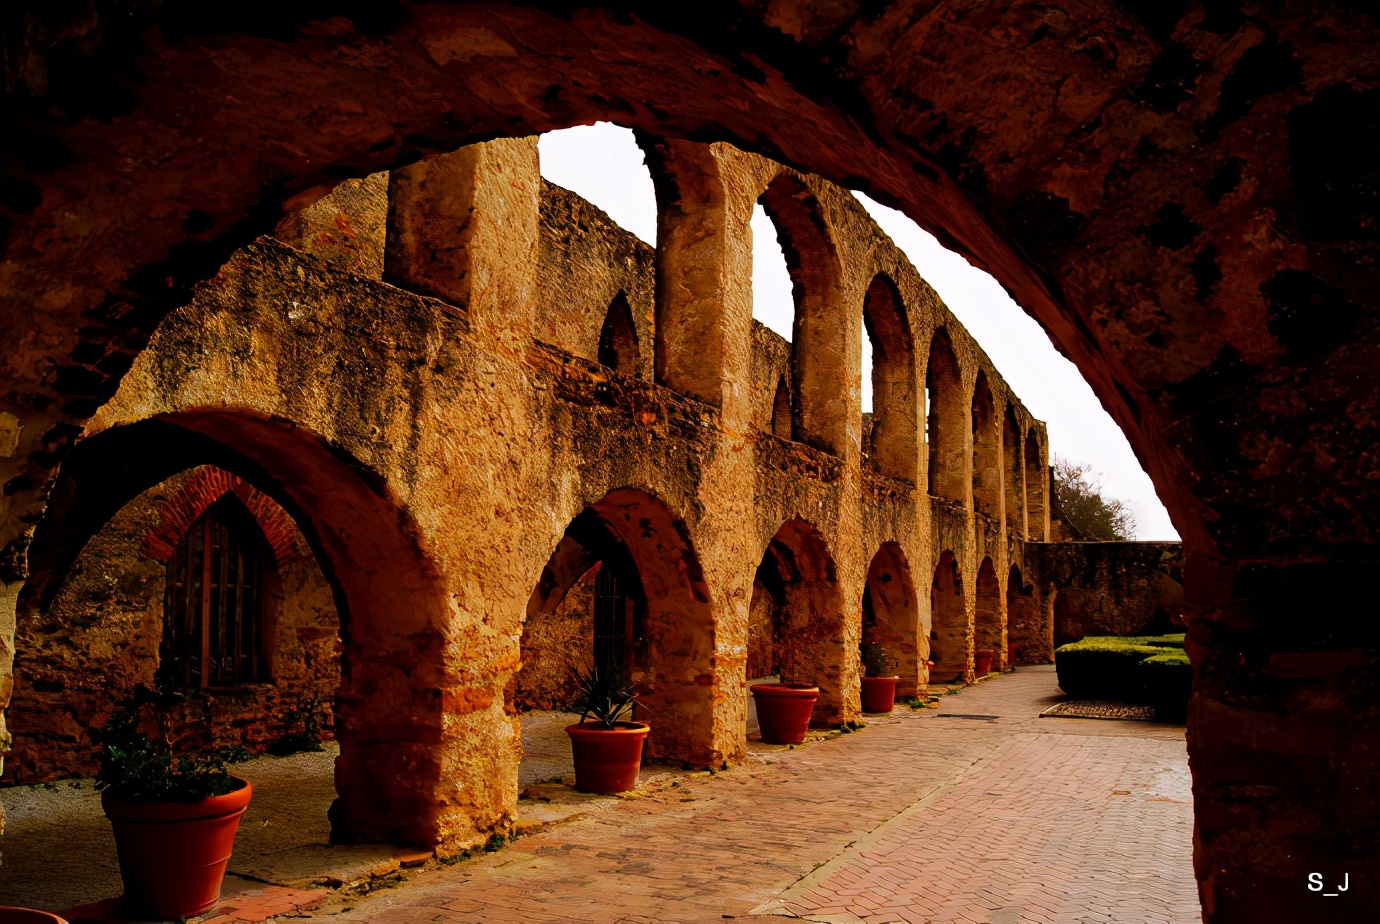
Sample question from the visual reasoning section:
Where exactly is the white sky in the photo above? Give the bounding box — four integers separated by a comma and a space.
538, 123, 1178, 540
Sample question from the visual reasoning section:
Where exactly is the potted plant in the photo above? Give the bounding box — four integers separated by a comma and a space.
565, 660, 650, 793
751, 623, 823, 744
859, 642, 900, 714
975, 649, 996, 676
95, 689, 252, 920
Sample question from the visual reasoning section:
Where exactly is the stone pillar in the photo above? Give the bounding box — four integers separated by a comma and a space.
385, 137, 540, 341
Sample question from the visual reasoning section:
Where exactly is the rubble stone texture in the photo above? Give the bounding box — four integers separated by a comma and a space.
0, 4, 1375, 920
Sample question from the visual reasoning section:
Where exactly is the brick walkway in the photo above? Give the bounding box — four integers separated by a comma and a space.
333, 666, 1198, 924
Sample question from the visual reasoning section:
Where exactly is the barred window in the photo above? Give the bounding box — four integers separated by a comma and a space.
163, 495, 269, 688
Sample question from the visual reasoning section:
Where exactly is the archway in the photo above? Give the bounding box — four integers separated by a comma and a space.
862, 543, 923, 697
1006, 565, 1044, 665
597, 291, 639, 373
532, 489, 717, 765
755, 520, 851, 727
1024, 433, 1048, 541
758, 174, 848, 457
1003, 407, 1025, 538
771, 376, 792, 440
861, 274, 918, 482
928, 551, 968, 683
971, 372, 999, 520
974, 557, 1003, 674
17, 412, 455, 848
926, 329, 966, 504
6, 465, 340, 784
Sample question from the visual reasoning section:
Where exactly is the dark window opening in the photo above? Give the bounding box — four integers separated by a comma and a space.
162, 494, 270, 689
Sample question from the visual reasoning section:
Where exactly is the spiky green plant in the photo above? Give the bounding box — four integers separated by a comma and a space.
568, 659, 640, 729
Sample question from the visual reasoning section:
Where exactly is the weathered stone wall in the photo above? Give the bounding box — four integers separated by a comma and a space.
4, 467, 340, 784
1027, 542, 1185, 646
513, 564, 596, 713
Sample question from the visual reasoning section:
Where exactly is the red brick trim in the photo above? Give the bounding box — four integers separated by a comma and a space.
140, 466, 305, 565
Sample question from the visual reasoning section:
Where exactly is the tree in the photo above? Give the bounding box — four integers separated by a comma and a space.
1051, 457, 1137, 541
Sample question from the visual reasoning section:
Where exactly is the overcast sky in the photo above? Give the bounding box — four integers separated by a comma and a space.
538, 123, 1179, 540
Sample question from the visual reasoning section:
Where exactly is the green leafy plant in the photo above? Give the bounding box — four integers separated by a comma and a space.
269, 690, 330, 756
568, 659, 640, 729
860, 642, 895, 678
95, 687, 248, 803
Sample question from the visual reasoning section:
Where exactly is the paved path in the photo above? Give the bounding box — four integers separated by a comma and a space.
333, 667, 1198, 924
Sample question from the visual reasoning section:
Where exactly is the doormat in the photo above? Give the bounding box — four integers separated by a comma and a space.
1040, 700, 1155, 721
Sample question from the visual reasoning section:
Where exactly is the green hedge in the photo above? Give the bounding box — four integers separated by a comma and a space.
1054, 634, 1190, 722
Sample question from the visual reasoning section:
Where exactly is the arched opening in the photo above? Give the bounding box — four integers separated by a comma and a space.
926, 329, 966, 503
1025, 434, 1048, 541
861, 275, 918, 482
520, 489, 717, 765
971, 373, 999, 520
15, 413, 456, 848
597, 291, 639, 373
1006, 564, 1048, 665
1003, 406, 1025, 538
5, 465, 341, 785
861, 543, 923, 697
758, 174, 848, 457
771, 376, 792, 439
753, 520, 852, 727
974, 557, 1002, 675
929, 551, 969, 683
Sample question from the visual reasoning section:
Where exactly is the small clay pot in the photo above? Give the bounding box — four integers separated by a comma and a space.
102, 777, 252, 920
860, 675, 899, 713
0, 909, 70, 924
751, 683, 820, 744
566, 722, 651, 793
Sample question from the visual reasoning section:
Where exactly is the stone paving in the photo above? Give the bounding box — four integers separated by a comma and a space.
0, 668, 1198, 923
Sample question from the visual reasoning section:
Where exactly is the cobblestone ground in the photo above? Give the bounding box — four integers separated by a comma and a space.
334, 666, 1197, 924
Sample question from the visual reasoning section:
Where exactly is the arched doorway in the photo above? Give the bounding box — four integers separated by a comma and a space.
1024, 434, 1048, 541
754, 520, 851, 727
971, 373, 999, 520
1006, 564, 1048, 665
929, 550, 968, 683
862, 543, 923, 696
1003, 406, 1025, 538
974, 557, 1002, 674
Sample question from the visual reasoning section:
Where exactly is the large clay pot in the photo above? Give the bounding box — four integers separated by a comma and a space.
0, 909, 70, 924
975, 650, 995, 676
751, 683, 820, 744
101, 777, 252, 920
860, 675, 899, 714
566, 722, 650, 793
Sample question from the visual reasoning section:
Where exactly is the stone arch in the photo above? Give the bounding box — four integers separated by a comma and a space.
771, 376, 792, 439
974, 556, 1002, 674
756, 519, 852, 726
861, 274, 918, 482
925, 328, 966, 503
971, 372, 999, 520
1003, 406, 1025, 538
568, 488, 718, 765
140, 465, 306, 566
597, 290, 639, 373
758, 174, 847, 457
862, 542, 923, 697
929, 550, 969, 683
1006, 564, 1049, 665
17, 411, 456, 848
1025, 432, 1048, 541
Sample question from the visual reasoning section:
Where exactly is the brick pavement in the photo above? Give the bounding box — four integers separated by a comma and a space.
328, 666, 1198, 924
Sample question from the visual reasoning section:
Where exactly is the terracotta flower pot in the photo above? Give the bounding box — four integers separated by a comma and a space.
975, 650, 995, 676
0, 909, 69, 924
751, 683, 820, 744
860, 675, 899, 713
101, 777, 252, 920
566, 721, 650, 793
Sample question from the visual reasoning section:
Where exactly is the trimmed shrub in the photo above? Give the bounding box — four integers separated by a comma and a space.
1140, 651, 1191, 723
1055, 640, 1163, 701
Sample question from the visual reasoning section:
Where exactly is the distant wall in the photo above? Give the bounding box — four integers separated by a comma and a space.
1025, 542, 1184, 647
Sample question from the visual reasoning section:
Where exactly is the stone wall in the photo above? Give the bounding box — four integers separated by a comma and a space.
4, 467, 340, 784
1026, 542, 1184, 647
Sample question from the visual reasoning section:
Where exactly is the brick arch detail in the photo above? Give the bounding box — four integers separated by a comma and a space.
139, 466, 305, 566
